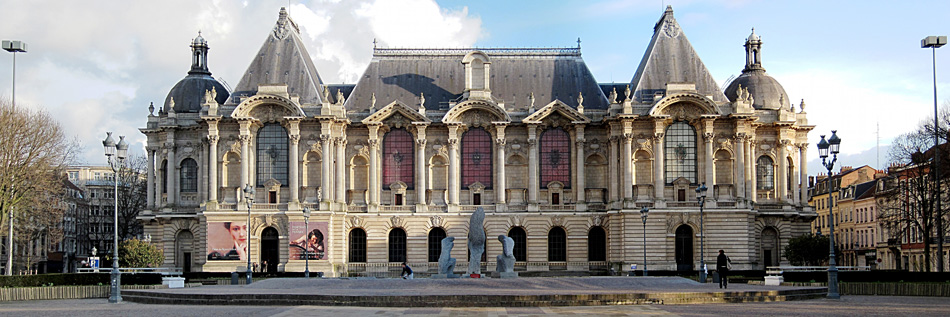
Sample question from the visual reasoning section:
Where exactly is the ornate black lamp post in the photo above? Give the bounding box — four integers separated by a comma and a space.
640, 207, 649, 276
102, 132, 128, 303
696, 182, 708, 283
818, 130, 841, 299
243, 184, 255, 284
303, 207, 311, 278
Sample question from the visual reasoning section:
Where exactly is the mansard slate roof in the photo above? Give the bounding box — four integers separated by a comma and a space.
630, 6, 727, 103
342, 48, 609, 113
228, 8, 325, 106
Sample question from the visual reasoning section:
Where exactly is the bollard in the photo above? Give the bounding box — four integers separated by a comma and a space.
231, 272, 239, 285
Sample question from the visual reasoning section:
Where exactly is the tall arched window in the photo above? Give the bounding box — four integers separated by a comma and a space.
389, 228, 407, 263
757, 156, 775, 190
349, 228, 367, 263
257, 123, 289, 185
180, 158, 198, 193
462, 128, 492, 188
588, 226, 606, 261
428, 227, 447, 262
665, 121, 697, 184
383, 128, 414, 189
508, 227, 527, 261
540, 128, 570, 188
161, 160, 168, 194
548, 227, 567, 261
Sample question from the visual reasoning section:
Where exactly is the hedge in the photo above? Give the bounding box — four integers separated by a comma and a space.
0, 273, 163, 288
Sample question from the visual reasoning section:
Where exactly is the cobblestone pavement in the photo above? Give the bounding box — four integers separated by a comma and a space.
2, 296, 949, 317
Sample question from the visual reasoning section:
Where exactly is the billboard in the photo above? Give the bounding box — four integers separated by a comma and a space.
288, 221, 328, 260
207, 221, 247, 261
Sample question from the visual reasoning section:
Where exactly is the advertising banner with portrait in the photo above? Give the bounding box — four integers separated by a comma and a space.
289, 221, 328, 260
207, 221, 248, 261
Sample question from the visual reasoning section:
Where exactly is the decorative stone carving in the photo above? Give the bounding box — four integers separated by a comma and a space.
467, 207, 486, 276
249, 105, 293, 123
438, 237, 457, 276
345, 216, 365, 230
495, 235, 516, 273
388, 215, 405, 230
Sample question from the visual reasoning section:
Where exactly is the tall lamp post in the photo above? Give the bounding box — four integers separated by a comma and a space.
640, 207, 649, 277
818, 130, 842, 299
2, 39, 26, 276
243, 184, 255, 284
303, 207, 311, 278
102, 132, 128, 303
696, 182, 708, 283
922, 35, 946, 272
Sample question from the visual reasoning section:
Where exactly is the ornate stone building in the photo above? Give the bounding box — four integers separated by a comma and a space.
140, 7, 815, 275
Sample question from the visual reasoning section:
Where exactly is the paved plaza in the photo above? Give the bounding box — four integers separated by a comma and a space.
2, 296, 950, 316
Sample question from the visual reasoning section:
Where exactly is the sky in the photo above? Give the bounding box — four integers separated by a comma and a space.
0, 0, 947, 178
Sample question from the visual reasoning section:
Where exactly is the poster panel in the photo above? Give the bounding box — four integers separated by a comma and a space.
207, 221, 247, 261
288, 221, 328, 260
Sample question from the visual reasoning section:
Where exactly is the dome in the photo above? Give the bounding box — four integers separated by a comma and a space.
747, 28, 760, 42
724, 71, 789, 111
192, 34, 207, 46
164, 74, 229, 113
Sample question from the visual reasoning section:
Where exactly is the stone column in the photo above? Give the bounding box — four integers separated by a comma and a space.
495, 124, 507, 205
575, 125, 586, 205
166, 131, 177, 206
527, 125, 539, 208
321, 134, 332, 205
735, 135, 745, 201
622, 134, 633, 201
608, 135, 619, 204
368, 124, 380, 206
748, 138, 756, 202
705, 133, 715, 189
448, 124, 460, 205
335, 137, 346, 204
778, 140, 789, 203
208, 136, 218, 202
286, 120, 300, 203
799, 143, 808, 206
146, 148, 155, 208
653, 133, 665, 201
415, 124, 428, 206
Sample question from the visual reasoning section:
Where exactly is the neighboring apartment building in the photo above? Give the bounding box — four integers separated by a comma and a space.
51, 178, 88, 273
65, 166, 118, 259
141, 7, 817, 275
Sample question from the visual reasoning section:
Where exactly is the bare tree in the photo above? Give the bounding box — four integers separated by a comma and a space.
117, 155, 147, 241
881, 103, 950, 272
0, 99, 78, 275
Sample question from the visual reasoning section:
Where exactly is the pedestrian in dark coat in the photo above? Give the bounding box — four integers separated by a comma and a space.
716, 250, 732, 289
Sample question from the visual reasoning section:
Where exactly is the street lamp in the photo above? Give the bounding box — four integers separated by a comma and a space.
818, 130, 842, 299
696, 182, 708, 283
922, 35, 946, 272
303, 207, 311, 278
2, 39, 26, 276
102, 132, 128, 303
243, 184, 255, 284
640, 207, 649, 277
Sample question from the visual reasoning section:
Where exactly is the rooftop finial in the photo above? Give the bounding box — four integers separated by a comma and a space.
577, 37, 581, 50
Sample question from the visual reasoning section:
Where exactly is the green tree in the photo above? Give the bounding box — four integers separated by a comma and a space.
783, 233, 830, 266
118, 238, 162, 268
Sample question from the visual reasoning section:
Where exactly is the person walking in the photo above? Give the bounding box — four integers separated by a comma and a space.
401, 262, 414, 279
716, 250, 732, 289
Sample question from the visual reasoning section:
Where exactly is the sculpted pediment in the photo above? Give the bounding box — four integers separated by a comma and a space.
362, 100, 430, 125
523, 100, 590, 125
649, 92, 721, 120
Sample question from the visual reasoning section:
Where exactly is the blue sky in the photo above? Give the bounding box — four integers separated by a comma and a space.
0, 0, 947, 175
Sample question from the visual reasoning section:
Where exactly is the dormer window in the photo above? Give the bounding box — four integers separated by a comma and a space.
461, 51, 491, 100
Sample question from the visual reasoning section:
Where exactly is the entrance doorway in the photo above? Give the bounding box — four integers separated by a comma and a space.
261, 227, 280, 273
175, 230, 194, 273
761, 227, 779, 269
675, 225, 694, 271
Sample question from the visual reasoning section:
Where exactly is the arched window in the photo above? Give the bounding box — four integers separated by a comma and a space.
757, 156, 775, 190
548, 227, 567, 261
348, 228, 366, 263
161, 160, 168, 194
540, 128, 570, 188
180, 158, 198, 193
428, 227, 447, 262
389, 228, 407, 263
257, 123, 289, 185
508, 227, 527, 261
462, 128, 492, 188
588, 226, 606, 261
383, 128, 414, 189
665, 121, 697, 184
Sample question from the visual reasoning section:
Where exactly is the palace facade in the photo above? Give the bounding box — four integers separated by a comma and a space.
139, 6, 815, 275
